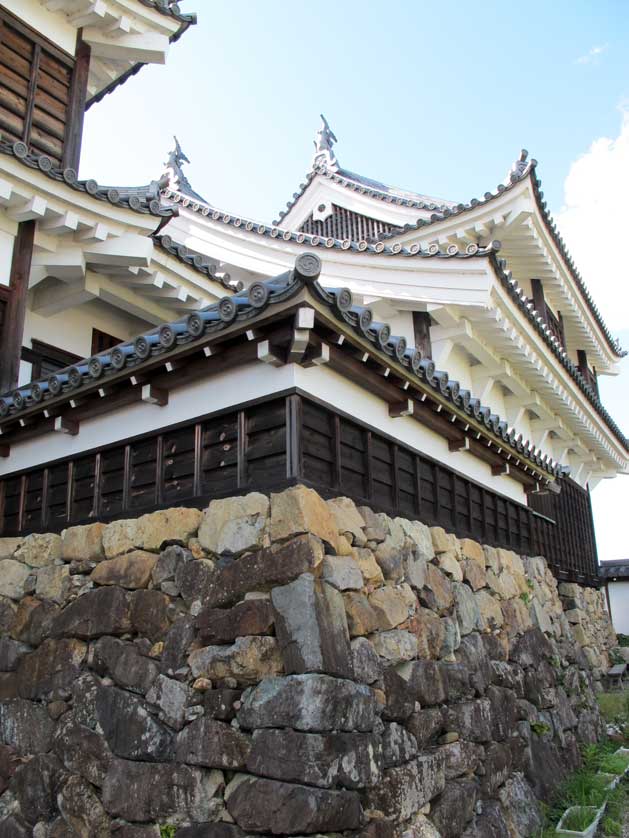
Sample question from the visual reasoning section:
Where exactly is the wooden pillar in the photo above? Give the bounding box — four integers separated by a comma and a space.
62, 32, 91, 172
530, 278, 547, 322
0, 221, 36, 394
413, 311, 432, 359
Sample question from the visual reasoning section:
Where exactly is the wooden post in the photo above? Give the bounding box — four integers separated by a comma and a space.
0, 220, 36, 394
530, 278, 547, 323
62, 32, 91, 172
412, 311, 432, 359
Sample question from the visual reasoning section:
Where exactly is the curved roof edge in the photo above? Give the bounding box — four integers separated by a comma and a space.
153, 233, 241, 292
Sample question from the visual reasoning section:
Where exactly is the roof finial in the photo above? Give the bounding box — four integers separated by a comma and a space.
160, 136, 210, 205
505, 148, 531, 184
312, 114, 339, 171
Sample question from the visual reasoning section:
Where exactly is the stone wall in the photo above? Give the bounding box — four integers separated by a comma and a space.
0, 485, 616, 837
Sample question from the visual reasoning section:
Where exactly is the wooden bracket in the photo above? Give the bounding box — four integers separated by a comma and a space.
491, 462, 511, 476
130, 373, 150, 386
389, 400, 414, 418
449, 436, 470, 452
246, 328, 264, 342
141, 384, 168, 406
288, 329, 310, 364
0, 444, 9, 458
257, 341, 284, 367
302, 343, 330, 368
295, 307, 315, 329
54, 416, 79, 435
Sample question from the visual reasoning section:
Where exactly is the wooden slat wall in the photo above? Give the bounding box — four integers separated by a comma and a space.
0, 10, 74, 167
0, 394, 600, 585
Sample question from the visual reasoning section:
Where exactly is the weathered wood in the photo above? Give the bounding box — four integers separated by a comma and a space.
53, 416, 79, 436
412, 311, 432, 359
0, 220, 35, 393
141, 384, 168, 406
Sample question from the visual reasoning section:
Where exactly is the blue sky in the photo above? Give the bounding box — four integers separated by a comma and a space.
81, 0, 629, 560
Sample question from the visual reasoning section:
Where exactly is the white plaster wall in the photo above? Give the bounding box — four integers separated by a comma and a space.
0, 230, 15, 287
3, 0, 76, 53
607, 582, 629, 634
1, 360, 527, 504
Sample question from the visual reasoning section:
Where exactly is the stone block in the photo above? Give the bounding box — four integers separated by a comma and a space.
419, 564, 453, 613
510, 627, 553, 668
406, 707, 444, 748
198, 492, 269, 556
440, 615, 461, 659
453, 581, 481, 635
0, 698, 55, 753
61, 523, 106, 561
94, 636, 159, 695
195, 598, 274, 644
270, 485, 340, 553
96, 686, 173, 761
176, 557, 215, 607
14, 533, 61, 568
344, 591, 380, 636
351, 637, 382, 684
246, 727, 382, 788
430, 779, 477, 838
57, 773, 111, 837
462, 558, 486, 591
102, 759, 224, 823
53, 715, 112, 787
152, 544, 193, 589
0, 561, 31, 601
237, 673, 377, 732
398, 659, 447, 706
130, 589, 171, 641
203, 534, 323, 608
161, 616, 195, 675
371, 630, 418, 664
10, 752, 62, 825
430, 527, 457, 555
396, 518, 434, 560
455, 633, 492, 695
35, 564, 70, 604
91, 550, 158, 589
17, 637, 86, 700
353, 547, 385, 585
475, 589, 503, 631
322, 555, 364, 590
498, 772, 543, 838
480, 741, 512, 795
327, 497, 367, 546
271, 573, 353, 677
440, 739, 484, 778
225, 773, 362, 834
146, 674, 191, 730
436, 551, 463, 581
501, 597, 532, 638
188, 636, 282, 685
445, 698, 493, 742
176, 716, 251, 769
366, 753, 446, 820
382, 722, 418, 767
0, 538, 22, 560
407, 607, 446, 659
0, 638, 29, 672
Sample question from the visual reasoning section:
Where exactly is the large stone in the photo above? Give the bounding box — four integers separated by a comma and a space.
0, 639, 29, 672
238, 673, 377, 732
177, 558, 215, 607
95, 686, 174, 761
91, 550, 158, 589
0, 539, 21, 560
103, 509, 202, 558
406, 708, 444, 748
459, 538, 484, 565
453, 582, 481, 635
198, 493, 269, 556
0, 597, 16, 634
53, 716, 112, 787
188, 636, 282, 685
102, 759, 224, 823
455, 633, 492, 695
146, 675, 191, 730
371, 630, 418, 664
445, 698, 492, 742
344, 592, 380, 637
480, 741, 513, 795
398, 660, 447, 706
0, 561, 30, 601
52, 587, 131, 638
382, 722, 418, 767
129, 589, 171, 641
247, 727, 381, 788
436, 551, 463, 582
353, 547, 384, 586
162, 616, 195, 675
498, 772, 544, 838
487, 685, 519, 741
366, 753, 445, 821
501, 597, 532, 637
396, 518, 434, 561
35, 564, 70, 604
10, 598, 58, 646
61, 524, 106, 562
270, 485, 340, 553
403, 548, 427, 591
94, 636, 159, 695
430, 779, 477, 838
440, 740, 484, 779
57, 774, 110, 837
176, 717, 251, 769
369, 586, 413, 630
475, 590, 503, 631
322, 555, 363, 591
14, 533, 61, 568
408, 608, 446, 659
10, 753, 62, 825
510, 627, 553, 668
402, 814, 442, 838
203, 534, 323, 608
152, 544, 193, 590
0, 699, 55, 753
461, 801, 514, 838
430, 527, 457, 555
17, 638, 86, 700
271, 574, 353, 677
351, 637, 382, 684
419, 564, 453, 613
462, 558, 486, 591
327, 497, 367, 546
225, 773, 362, 834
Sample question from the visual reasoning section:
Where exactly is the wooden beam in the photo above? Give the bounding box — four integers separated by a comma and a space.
0, 221, 35, 393
449, 436, 470, 452
54, 416, 79, 436
141, 384, 168, 406
389, 400, 414, 418
257, 340, 284, 367
491, 462, 510, 476
0, 444, 9, 458
63, 32, 91, 171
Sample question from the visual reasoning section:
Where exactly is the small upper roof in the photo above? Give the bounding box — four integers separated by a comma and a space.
599, 560, 629, 579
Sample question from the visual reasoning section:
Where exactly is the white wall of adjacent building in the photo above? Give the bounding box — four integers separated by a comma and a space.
606, 581, 629, 635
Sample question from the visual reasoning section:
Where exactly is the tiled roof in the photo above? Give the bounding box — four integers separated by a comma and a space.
1, 141, 176, 218
153, 233, 242, 292
138, 0, 196, 24
599, 560, 629, 579
0, 254, 571, 479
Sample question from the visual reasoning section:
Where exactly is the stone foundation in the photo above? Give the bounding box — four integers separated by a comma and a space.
0, 485, 616, 837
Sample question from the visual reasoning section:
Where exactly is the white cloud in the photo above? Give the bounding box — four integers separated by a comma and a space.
576, 44, 608, 64
556, 108, 629, 334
